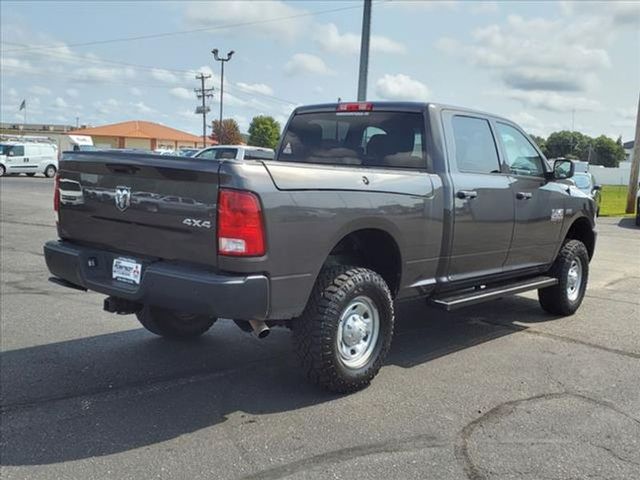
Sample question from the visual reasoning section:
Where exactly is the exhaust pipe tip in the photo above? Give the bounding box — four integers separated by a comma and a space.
248, 319, 270, 339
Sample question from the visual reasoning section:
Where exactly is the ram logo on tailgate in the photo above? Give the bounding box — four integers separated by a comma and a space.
114, 186, 131, 212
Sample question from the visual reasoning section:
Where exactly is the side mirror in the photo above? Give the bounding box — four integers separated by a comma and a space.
551, 159, 575, 180
593, 184, 602, 191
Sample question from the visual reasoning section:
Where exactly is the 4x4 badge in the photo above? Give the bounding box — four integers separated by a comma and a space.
114, 186, 131, 212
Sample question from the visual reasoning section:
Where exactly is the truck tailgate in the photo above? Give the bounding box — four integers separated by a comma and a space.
57, 152, 220, 267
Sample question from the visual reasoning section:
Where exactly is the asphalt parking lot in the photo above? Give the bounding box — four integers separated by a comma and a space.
1, 176, 639, 480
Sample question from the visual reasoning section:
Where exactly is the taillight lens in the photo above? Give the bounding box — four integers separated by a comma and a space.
53, 174, 60, 221
337, 102, 373, 112
217, 189, 265, 256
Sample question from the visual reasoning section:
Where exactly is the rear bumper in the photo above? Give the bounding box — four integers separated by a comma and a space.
44, 240, 270, 320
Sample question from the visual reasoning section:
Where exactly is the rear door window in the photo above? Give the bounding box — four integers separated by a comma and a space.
278, 111, 428, 170
451, 116, 501, 174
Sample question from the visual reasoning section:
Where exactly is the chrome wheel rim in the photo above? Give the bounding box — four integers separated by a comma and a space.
566, 259, 582, 302
46, 167, 55, 177
336, 296, 380, 369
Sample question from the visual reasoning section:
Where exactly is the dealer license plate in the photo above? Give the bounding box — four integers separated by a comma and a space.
112, 257, 142, 285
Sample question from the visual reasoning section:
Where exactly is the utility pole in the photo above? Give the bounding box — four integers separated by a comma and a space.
211, 49, 234, 144
357, 0, 372, 101
194, 73, 214, 148
625, 93, 640, 214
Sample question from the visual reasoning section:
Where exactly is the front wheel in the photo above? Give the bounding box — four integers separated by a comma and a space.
538, 239, 589, 315
44, 165, 57, 178
293, 266, 395, 393
136, 306, 217, 338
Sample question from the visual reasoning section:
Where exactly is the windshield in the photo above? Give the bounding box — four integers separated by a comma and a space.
573, 174, 592, 189
278, 111, 428, 170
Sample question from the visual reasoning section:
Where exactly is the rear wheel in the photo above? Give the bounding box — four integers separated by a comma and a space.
293, 266, 395, 393
538, 239, 589, 315
0, 165, 5, 177
44, 165, 57, 178
136, 306, 216, 338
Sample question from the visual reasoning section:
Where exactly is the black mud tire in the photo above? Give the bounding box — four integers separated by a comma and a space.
292, 266, 395, 394
136, 306, 216, 339
538, 239, 589, 316
44, 165, 57, 178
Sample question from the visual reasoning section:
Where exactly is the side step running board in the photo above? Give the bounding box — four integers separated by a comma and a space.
429, 276, 557, 311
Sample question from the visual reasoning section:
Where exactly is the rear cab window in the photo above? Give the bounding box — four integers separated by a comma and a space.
277, 109, 429, 170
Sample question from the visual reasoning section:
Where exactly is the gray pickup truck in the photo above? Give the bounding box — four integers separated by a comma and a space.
45, 102, 596, 393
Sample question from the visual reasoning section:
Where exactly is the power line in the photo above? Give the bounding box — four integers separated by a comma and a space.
194, 73, 214, 147
1, 4, 362, 54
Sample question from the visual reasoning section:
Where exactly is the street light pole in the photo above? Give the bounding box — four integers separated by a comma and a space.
357, 0, 372, 101
211, 49, 235, 143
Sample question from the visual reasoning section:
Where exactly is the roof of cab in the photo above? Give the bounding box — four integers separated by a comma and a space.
293, 101, 514, 125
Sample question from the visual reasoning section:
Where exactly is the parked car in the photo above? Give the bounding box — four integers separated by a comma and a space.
636, 183, 640, 226
0, 141, 58, 177
194, 145, 274, 161
178, 148, 200, 157
572, 172, 602, 216
44, 101, 597, 393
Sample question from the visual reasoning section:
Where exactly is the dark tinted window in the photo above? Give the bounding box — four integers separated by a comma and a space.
451, 116, 500, 174
496, 123, 544, 177
244, 149, 274, 160
278, 111, 428, 170
215, 148, 238, 160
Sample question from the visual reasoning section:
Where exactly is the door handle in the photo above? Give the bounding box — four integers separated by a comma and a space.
516, 192, 532, 200
456, 190, 478, 199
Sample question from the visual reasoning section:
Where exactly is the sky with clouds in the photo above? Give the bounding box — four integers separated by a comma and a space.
1, 0, 638, 140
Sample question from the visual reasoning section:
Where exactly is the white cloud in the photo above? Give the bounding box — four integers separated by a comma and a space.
65, 88, 79, 98
1, 57, 37, 74
75, 66, 135, 83
150, 68, 179, 84
437, 13, 614, 93
470, 1, 499, 14
386, 0, 458, 11
501, 89, 601, 112
169, 87, 193, 100
183, 0, 306, 40
130, 87, 143, 96
236, 82, 274, 96
53, 97, 68, 108
375, 73, 431, 101
132, 101, 154, 114
507, 111, 545, 135
93, 98, 119, 115
615, 107, 636, 120
284, 53, 334, 76
314, 23, 406, 55
29, 85, 52, 96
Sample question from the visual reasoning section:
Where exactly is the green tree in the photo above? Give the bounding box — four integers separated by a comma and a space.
211, 118, 243, 145
591, 135, 626, 167
248, 115, 281, 149
545, 131, 585, 159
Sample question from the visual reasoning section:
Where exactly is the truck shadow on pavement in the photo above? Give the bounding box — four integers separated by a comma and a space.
1, 295, 559, 466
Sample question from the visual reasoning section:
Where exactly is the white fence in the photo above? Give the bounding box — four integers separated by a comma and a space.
590, 164, 632, 186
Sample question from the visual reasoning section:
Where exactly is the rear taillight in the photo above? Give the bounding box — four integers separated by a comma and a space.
53, 174, 60, 222
217, 189, 265, 256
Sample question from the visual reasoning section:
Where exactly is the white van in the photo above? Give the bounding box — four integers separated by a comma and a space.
0, 142, 58, 177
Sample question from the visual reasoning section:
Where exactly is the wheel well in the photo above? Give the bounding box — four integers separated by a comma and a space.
565, 217, 595, 259
325, 229, 402, 296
